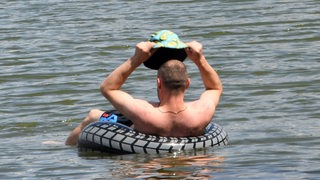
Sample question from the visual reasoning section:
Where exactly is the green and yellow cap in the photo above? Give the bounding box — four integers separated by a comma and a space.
144, 30, 188, 70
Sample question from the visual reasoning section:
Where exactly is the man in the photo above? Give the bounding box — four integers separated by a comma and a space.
65, 41, 222, 146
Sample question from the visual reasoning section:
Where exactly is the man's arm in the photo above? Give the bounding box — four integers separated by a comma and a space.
65, 42, 155, 146
185, 41, 222, 107
100, 42, 155, 117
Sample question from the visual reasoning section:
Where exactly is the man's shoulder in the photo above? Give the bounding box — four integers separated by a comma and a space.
187, 98, 217, 109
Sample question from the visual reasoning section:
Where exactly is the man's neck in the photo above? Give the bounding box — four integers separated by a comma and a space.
158, 94, 186, 113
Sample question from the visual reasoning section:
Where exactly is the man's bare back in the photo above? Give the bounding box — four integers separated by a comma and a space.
130, 101, 215, 137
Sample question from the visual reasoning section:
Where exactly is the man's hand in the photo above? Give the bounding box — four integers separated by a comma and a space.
185, 41, 205, 64
131, 41, 156, 65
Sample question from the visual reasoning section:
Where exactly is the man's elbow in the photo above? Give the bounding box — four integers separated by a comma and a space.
219, 84, 223, 95
207, 83, 223, 95
100, 82, 110, 98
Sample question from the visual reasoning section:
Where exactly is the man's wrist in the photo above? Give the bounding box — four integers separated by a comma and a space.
129, 56, 143, 68
194, 55, 207, 66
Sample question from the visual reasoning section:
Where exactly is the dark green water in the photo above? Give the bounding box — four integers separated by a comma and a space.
1, 0, 319, 179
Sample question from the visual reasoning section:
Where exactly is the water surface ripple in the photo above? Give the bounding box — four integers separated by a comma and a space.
0, 0, 319, 179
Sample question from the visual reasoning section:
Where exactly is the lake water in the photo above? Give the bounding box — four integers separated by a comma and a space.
1, 0, 319, 179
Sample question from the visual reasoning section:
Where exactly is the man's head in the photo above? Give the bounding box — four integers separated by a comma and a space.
157, 60, 190, 94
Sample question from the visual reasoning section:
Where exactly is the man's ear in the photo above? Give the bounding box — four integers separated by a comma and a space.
157, 77, 161, 89
186, 78, 191, 89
